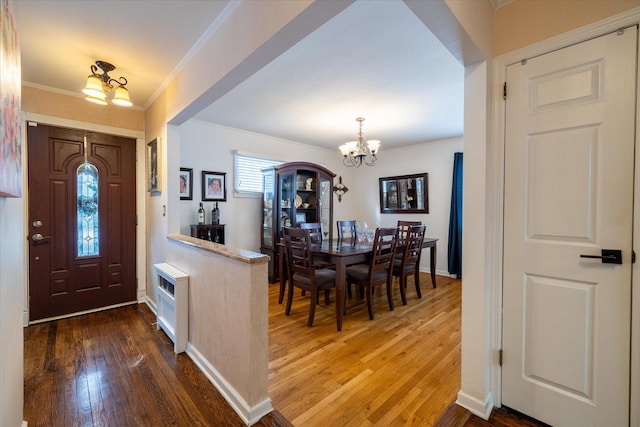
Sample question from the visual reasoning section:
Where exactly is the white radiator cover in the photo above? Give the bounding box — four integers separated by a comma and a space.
154, 263, 189, 353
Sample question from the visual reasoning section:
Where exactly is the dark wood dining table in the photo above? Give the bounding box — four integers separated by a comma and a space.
279, 237, 438, 331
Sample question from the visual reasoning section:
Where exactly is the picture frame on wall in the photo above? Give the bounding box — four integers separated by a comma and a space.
147, 137, 161, 193
179, 168, 193, 200
202, 171, 226, 201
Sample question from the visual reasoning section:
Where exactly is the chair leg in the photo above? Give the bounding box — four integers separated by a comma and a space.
285, 282, 295, 316
308, 287, 318, 327
279, 277, 286, 304
324, 289, 330, 305
414, 272, 422, 298
386, 279, 395, 311
399, 275, 407, 305
366, 285, 375, 320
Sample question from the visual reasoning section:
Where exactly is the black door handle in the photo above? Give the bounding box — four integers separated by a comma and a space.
580, 249, 622, 264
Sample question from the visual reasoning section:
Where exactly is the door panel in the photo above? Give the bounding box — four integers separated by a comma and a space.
27, 124, 136, 321
502, 28, 636, 426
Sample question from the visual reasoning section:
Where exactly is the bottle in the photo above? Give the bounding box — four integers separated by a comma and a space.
212, 202, 220, 225
197, 202, 205, 225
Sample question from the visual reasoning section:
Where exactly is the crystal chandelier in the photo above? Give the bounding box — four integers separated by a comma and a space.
82, 60, 132, 107
339, 117, 380, 167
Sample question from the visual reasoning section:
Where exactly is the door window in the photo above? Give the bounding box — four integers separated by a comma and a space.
77, 163, 99, 257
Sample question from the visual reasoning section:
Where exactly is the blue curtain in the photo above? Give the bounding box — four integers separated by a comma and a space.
448, 152, 463, 277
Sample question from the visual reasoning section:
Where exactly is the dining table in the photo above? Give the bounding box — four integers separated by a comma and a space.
279, 237, 438, 331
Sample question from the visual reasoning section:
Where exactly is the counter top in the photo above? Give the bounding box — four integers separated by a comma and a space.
168, 234, 269, 264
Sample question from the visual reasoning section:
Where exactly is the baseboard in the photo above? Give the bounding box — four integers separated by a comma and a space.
143, 296, 157, 315
23, 421, 28, 427
456, 389, 493, 420
186, 343, 273, 425
23, 310, 28, 327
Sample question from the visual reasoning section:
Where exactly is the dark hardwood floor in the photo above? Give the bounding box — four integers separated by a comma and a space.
23, 303, 290, 427
24, 273, 547, 426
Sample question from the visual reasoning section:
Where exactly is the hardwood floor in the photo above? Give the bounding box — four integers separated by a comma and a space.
23, 303, 289, 427
269, 274, 462, 425
24, 273, 546, 426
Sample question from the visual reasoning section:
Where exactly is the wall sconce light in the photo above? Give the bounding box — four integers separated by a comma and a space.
82, 60, 132, 107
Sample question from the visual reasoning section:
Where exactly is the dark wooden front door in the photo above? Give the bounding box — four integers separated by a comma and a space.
27, 123, 136, 321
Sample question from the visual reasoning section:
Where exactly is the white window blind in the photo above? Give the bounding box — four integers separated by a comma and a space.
233, 151, 282, 195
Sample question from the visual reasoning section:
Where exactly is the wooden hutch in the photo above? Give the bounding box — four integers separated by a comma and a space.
261, 161, 335, 282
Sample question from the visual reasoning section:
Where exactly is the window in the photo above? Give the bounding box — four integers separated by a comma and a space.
233, 151, 282, 196
77, 163, 99, 256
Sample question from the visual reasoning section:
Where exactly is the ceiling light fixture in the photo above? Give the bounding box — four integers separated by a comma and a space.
339, 117, 380, 167
82, 60, 132, 107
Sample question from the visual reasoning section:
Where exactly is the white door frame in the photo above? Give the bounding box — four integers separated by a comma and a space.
491, 8, 640, 426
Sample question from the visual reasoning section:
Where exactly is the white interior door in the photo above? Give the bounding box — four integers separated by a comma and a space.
502, 27, 637, 427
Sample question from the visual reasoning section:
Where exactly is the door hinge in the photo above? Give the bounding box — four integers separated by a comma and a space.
633, 250, 636, 264
503, 82, 507, 100
499, 349, 503, 366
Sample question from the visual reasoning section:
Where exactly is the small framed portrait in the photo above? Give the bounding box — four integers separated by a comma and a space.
147, 138, 161, 193
179, 168, 193, 200
202, 171, 226, 201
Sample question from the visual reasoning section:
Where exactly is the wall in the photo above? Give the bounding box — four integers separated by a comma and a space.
494, 0, 640, 56
0, 196, 25, 427
349, 137, 463, 275
22, 85, 144, 132
178, 120, 343, 250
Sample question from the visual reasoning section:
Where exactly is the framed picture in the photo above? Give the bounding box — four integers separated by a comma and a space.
295, 212, 306, 224
0, 0, 21, 198
379, 173, 429, 214
147, 137, 161, 193
179, 168, 193, 200
202, 171, 226, 201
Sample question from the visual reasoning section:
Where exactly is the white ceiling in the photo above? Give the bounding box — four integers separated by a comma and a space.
15, 0, 474, 150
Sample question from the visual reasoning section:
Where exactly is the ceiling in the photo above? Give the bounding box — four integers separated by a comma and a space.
13, 0, 502, 151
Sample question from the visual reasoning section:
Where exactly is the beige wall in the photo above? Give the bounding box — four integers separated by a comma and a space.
494, 0, 640, 56
22, 85, 144, 132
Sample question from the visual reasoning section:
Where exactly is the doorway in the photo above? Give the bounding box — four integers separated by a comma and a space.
27, 123, 137, 321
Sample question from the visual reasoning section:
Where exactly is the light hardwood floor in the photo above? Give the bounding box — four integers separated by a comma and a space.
268, 273, 462, 426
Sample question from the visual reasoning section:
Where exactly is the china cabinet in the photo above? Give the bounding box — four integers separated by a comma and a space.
261, 161, 335, 282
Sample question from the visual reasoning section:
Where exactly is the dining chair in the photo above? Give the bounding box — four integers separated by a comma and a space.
300, 222, 323, 244
337, 220, 357, 242
345, 227, 398, 320
397, 220, 422, 242
283, 227, 337, 327
393, 224, 426, 304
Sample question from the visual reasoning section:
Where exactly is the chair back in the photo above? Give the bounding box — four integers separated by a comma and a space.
283, 227, 314, 277
337, 220, 357, 242
400, 224, 426, 271
397, 220, 422, 244
300, 222, 323, 244
369, 227, 398, 286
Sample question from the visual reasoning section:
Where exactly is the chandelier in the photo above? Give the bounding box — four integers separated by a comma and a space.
339, 117, 380, 167
82, 60, 132, 107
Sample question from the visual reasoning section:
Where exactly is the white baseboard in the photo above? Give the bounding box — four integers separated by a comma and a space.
456, 389, 493, 420
23, 310, 28, 327
186, 343, 273, 426
143, 296, 157, 315
23, 421, 28, 427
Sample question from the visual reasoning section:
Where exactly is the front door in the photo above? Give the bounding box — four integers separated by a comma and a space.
502, 28, 636, 426
27, 123, 137, 321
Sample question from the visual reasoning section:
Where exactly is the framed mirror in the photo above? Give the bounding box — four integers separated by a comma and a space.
379, 173, 429, 214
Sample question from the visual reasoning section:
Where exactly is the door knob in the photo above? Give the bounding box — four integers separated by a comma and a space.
31, 233, 51, 242
580, 249, 622, 264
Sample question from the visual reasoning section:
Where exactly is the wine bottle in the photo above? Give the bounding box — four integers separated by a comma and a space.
212, 202, 220, 225
197, 202, 205, 225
